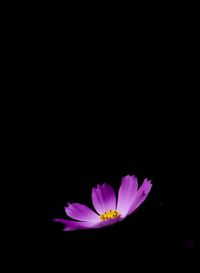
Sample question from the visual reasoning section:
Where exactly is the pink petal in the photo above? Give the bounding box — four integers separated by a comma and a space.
54, 218, 99, 231
65, 203, 100, 222
117, 175, 138, 217
128, 179, 152, 215
92, 183, 116, 214
94, 217, 122, 229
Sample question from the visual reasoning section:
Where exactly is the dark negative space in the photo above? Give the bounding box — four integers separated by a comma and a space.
24, 126, 197, 267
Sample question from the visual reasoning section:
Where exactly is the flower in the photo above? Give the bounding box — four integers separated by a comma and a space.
54, 175, 152, 231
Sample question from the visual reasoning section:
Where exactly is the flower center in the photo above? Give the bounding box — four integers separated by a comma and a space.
100, 210, 120, 221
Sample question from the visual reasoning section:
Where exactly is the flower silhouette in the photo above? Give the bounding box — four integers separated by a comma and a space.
54, 175, 152, 231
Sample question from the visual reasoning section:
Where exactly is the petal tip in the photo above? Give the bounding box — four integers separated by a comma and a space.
123, 174, 136, 178
144, 178, 152, 184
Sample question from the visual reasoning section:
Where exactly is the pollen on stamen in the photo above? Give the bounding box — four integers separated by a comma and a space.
100, 209, 120, 221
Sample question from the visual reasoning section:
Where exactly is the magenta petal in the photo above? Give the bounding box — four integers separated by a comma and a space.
54, 218, 99, 231
65, 203, 100, 222
54, 175, 152, 231
92, 183, 116, 214
94, 217, 122, 229
117, 175, 138, 217
128, 179, 152, 215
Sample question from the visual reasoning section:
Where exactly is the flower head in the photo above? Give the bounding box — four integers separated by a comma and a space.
54, 175, 152, 231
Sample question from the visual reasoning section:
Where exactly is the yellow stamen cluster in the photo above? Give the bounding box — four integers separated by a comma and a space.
100, 210, 120, 221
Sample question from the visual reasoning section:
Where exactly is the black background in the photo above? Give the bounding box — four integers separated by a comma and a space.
24, 104, 198, 268
22, 10, 199, 269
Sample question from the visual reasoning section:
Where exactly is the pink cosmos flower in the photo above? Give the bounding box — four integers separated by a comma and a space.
54, 175, 152, 231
